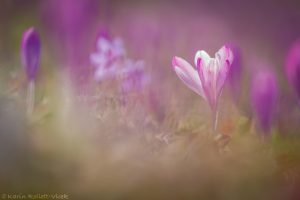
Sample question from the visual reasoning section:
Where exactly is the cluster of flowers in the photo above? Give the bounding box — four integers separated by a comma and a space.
20, 28, 149, 113
172, 44, 299, 136
20, 26, 300, 137
90, 31, 149, 93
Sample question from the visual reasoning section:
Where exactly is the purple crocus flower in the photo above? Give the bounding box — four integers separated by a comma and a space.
285, 39, 300, 100
172, 46, 233, 133
251, 70, 278, 134
90, 31, 149, 98
172, 46, 233, 111
21, 27, 40, 81
120, 60, 149, 93
90, 33, 125, 81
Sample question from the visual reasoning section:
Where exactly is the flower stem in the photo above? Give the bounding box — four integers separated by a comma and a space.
212, 108, 219, 134
27, 80, 35, 115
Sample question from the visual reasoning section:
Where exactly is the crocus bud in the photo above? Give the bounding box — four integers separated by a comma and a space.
21, 27, 41, 81
251, 70, 278, 134
285, 39, 300, 100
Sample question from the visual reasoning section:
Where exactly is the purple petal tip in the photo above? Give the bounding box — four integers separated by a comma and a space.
172, 56, 178, 68
196, 58, 201, 70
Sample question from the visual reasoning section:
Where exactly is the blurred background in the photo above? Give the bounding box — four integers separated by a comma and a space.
0, 0, 300, 199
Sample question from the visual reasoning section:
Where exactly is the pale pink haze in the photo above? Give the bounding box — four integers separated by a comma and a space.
172, 46, 234, 111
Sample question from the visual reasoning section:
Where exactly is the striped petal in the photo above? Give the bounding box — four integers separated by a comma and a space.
172, 56, 205, 99
215, 46, 233, 94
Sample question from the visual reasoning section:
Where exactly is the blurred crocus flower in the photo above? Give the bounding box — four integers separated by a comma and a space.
90, 33, 125, 81
21, 27, 41, 115
120, 60, 149, 93
21, 27, 40, 81
172, 46, 233, 111
285, 39, 300, 100
251, 70, 278, 134
91, 32, 149, 92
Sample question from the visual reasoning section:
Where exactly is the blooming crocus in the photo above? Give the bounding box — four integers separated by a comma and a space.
251, 70, 278, 135
172, 46, 233, 132
21, 27, 41, 115
285, 39, 300, 100
21, 27, 40, 81
90, 33, 125, 81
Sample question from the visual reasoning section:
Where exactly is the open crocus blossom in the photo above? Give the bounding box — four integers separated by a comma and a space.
172, 46, 233, 133
285, 39, 300, 100
21, 27, 41, 81
251, 70, 278, 135
172, 46, 233, 112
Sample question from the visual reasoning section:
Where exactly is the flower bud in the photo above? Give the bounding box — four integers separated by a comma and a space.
21, 27, 41, 81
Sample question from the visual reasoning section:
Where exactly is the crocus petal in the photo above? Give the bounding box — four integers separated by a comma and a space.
94, 65, 117, 81
97, 37, 112, 53
195, 46, 233, 110
90, 53, 106, 66
215, 46, 233, 95
120, 60, 149, 93
196, 57, 217, 110
194, 50, 211, 68
216, 46, 234, 66
172, 56, 205, 98
21, 27, 41, 81
195, 50, 215, 91
226, 44, 242, 101
113, 37, 126, 57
